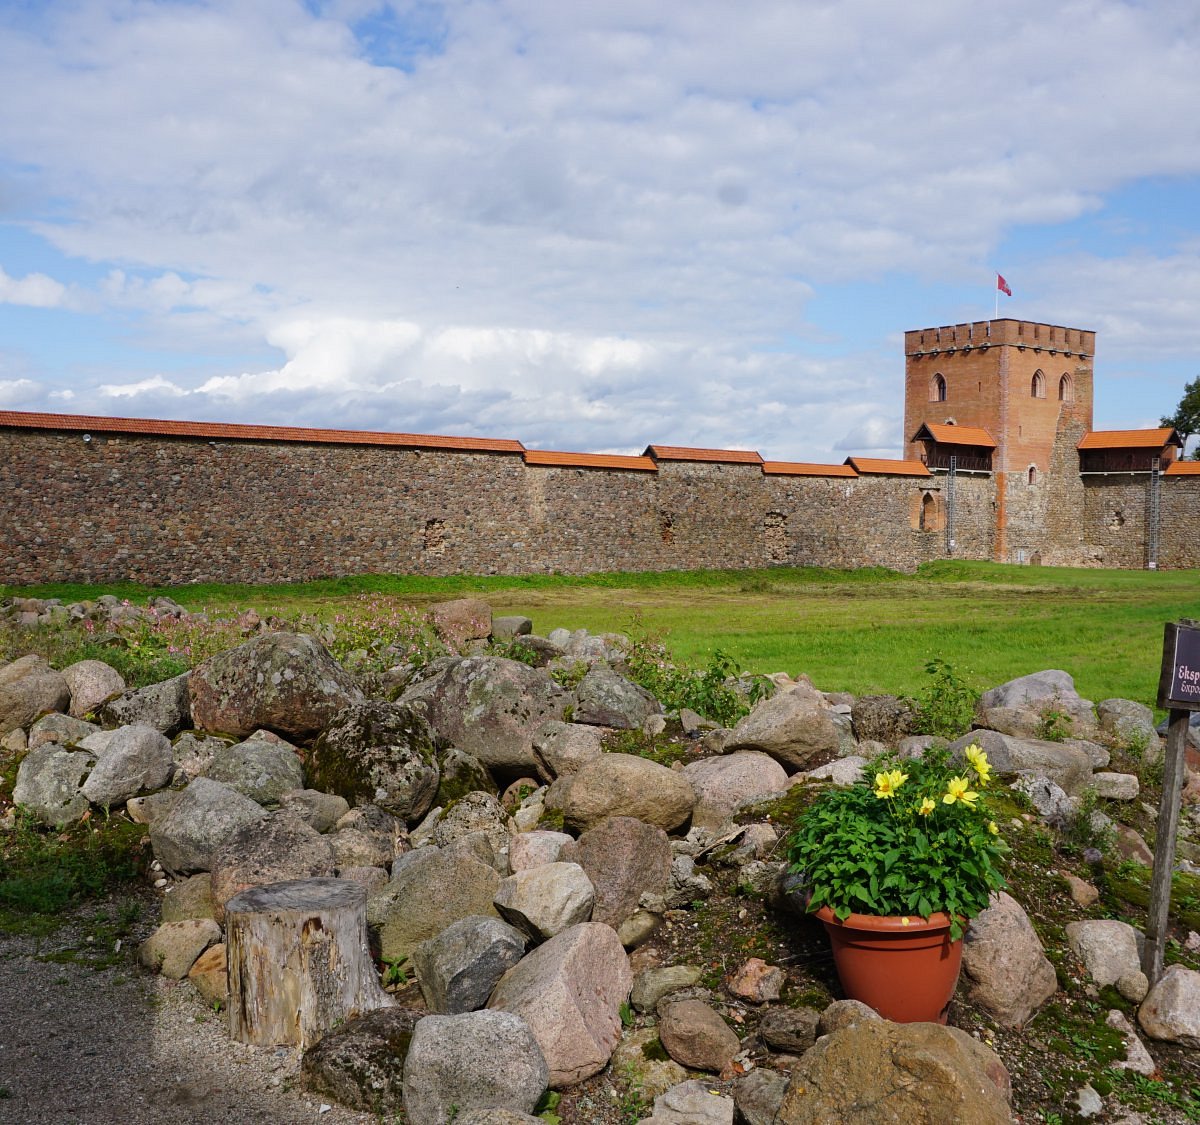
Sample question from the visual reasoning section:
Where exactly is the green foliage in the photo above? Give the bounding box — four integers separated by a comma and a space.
549, 660, 589, 690
534, 1089, 562, 1124
624, 637, 768, 727
380, 955, 410, 988
618, 1000, 635, 1028
1061, 788, 1116, 857
0, 808, 149, 929
786, 746, 1008, 940
1161, 374, 1200, 450
1116, 1070, 1200, 1121
909, 658, 979, 738
1036, 698, 1072, 742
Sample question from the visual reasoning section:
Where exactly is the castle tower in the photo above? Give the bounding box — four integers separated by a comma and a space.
903, 318, 1095, 561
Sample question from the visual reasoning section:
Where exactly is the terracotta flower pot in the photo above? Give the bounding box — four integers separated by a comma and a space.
815, 905, 964, 1024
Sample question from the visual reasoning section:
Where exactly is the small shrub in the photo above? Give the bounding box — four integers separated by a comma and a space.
624, 637, 767, 727
1036, 697, 1072, 743
909, 658, 979, 738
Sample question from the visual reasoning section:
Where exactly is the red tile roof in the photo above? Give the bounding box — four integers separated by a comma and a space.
762, 460, 859, 478
912, 422, 997, 448
644, 444, 763, 464
1078, 428, 1182, 451
844, 457, 932, 477
1164, 460, 1200, 476
524, 450, 657, 472
0, 410, 526, 454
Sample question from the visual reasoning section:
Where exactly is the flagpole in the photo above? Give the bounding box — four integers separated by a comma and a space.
994, 274, 999, 320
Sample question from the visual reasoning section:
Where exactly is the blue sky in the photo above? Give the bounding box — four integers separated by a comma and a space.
2, 0, 1199, 460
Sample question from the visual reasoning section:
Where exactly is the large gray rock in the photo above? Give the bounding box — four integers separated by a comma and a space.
559, 816, 672, 928
509, 830, 573, 872
170, 730, 234, 781
1138, 965, 1200, 1047
488, 922, 633, 1088
435, 746, 497, 805
724, 684, 840, 770
976, 669, 1096, 738
572, 665, 662, 730
643, 1079, 735, 1125
400, 657, 568, 776
80, 723, 174, 807
148, 776, 267, 874
189, 632, 363, 740
681, 752, 788, 832
530, 721, 606, 781
208, 811, 337, 924
138, 918, 222, 979
1097, 698, 1159, 752
100, 672, 191, 735
370, 847, 502, 963
949, 729, 1094, 796
402, 1010, 548, 1125
850, 695, 916, 745
278, 788, 351, 833
733, 1069, 789, 1125
300, 1007, 420, 1114
657, 1000, 740, 1073
12, 743, 96, 826
28, 712, 98, 749
775, 1020, 1012, 1124
961, 892, 1058, 1027
307, 700, 438, 824
1065, 919, 1142, 988
431, 792, 513, 859
494, 863, 595, 942
427, 598, 493, 651
412, 915, 528, 1014
202, 734, 305, 805
61, 659, 126, 719
546, 753, 695, 833
610, 1029, 688, 1103
0, 655, 71, 735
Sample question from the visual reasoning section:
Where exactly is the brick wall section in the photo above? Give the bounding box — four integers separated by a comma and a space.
1080, 477, 1150, 569
1158, 478, 1200, 569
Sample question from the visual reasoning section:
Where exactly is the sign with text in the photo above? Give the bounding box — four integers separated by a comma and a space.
1158, 622, 1200, 711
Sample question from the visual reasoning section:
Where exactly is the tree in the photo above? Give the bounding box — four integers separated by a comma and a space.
1160, 375, 1200, 458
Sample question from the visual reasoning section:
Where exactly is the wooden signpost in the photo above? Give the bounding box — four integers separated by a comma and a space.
1142, 621, 1200, 984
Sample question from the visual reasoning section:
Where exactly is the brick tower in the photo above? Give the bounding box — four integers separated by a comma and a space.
903, 319, 1095, 561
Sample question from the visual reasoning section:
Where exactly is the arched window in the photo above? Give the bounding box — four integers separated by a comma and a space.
930, 373, 947, 403
1031, 370, 1046, 398
1028, 465, 1038, 486
1058, 373, 1073, 402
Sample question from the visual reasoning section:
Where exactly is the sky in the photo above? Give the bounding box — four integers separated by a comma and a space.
2, 0, 1199, 462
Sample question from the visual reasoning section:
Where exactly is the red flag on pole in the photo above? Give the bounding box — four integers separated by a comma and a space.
997, 274, 1012, 296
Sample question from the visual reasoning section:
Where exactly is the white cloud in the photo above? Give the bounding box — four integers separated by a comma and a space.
0, 378, 41, 407
0, 267, 66, 308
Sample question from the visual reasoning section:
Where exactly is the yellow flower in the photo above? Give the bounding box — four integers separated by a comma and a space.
964, 743, 993, 784
942, 776, 979, 807
988, 820, 1000, 836
917, 797, 936, 816
873, 768, 909, 799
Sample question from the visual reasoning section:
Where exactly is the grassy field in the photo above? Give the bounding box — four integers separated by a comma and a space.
6, 561, 1199, 712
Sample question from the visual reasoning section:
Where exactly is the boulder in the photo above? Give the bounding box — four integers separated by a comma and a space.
208, 811, 337, 924
1065, 919, 1143, 988
758, 1007, 820, 1054
0, 655, 71, 735
546, 753, 695, 833
681, 752, 789, 832
571, 665, 662, 730
189, 632, 363, 740
402, 1010, 548, 1125
170, 730, 234, 781
435, 746, 497, 805
775, 1019, 1012, 1124
530, 721, 606, 781
61, 659, 125, 719
610, 1029, 688, 1102
724, 957, 784, 1003
412, 915, 528, 1014
12, 743, 96, 826
28, 713, 98, 749
1092, 772, 1139, 800
369, 847, 502, 963
100, 672, 191, 735
657, 999, 740, 1072
643, 1079, 735, 1125
491, 616, 533, 642
400, 657, 568, 777
948, 729, 1094, 796
961, 892, 1058, 1027
138, 918, 222, 979
560, 816, 672, 929
850, 695, 916, 745
161, 873, 216, 923
976, 669, 1096, 738
733, 1069, 790, 1125
187, 942, 229, 1007
1138, 964, 1200, 1046
1098, 698, 1159, 749
494, 863, 595, 942
202, 734, 305, 805
278, 788, 351, 833
300, 1007, 420, 1114
148, 776, 267, 874
488, 922, 633, 1088
431, 792, 513, 860
724, 684, 841, 770
80, 724, 174, 808
509, 830, 573, 872
427, 598, 493, 650
307, 700, 438, 824
630, 966, 705, 1013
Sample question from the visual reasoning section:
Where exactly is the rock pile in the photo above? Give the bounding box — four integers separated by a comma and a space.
3, 594, 1200, 1123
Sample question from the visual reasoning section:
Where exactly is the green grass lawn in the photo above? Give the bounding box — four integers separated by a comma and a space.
6, 561, 1199, 711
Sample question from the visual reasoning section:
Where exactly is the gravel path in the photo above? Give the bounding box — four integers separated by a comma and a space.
0, 895, 380, 1125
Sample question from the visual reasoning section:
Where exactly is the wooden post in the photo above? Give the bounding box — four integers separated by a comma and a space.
226, 878, 392, 1049
1143, 622, 1200, 985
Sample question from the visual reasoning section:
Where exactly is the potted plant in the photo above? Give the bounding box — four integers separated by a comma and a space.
786, 744, 1008, 1023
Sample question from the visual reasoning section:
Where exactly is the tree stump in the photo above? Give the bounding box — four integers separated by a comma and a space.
226, 878, 392, 1048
